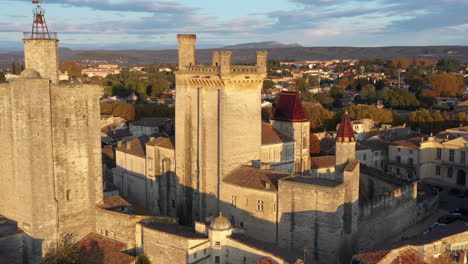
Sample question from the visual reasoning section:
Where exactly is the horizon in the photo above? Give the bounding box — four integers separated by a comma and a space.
0, 0, 467, 51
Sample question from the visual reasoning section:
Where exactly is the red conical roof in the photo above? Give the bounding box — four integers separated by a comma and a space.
272, 91, 308, 122
336, 112, 356, 142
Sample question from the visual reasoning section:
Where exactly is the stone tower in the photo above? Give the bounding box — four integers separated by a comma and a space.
335, 112, 356, 172
175, 34, 267, 222
0, 21, 102, 262
271, 91, 310, 173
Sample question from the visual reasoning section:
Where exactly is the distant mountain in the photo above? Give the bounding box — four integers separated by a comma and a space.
1, 45, 468, 68
222, 41, 303, 49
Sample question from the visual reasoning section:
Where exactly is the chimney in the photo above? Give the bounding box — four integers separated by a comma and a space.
256, 51, 268, 74
126, 143, 132, 150
212, 51, 220, 66
117, 141, 122, 147
219, 51, 232, 74
177, 34, 196, 70
150, 137, 155, 141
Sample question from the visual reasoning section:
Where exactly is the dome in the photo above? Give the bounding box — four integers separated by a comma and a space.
210, 215, 232, 231
20, 69, 41, 79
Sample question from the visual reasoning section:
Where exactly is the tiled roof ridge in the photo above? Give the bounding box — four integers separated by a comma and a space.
272, 90, 309, 122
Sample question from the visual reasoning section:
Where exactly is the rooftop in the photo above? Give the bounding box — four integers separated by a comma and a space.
336, 112, 356, 142
272, 91, 308, 122
143, 223, 208, 240
116, 138, 146, 158
281, 175, 341, 188
261, 123, 294, 145
223, 165, 291, 192
75, 233, 135, 264
147, 136, 175, 150
310, 156, 335, 169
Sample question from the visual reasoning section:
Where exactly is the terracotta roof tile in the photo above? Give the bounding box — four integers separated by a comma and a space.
262, 123, 294, 145
310, 156, 335, 169
75, 233, 135, 264
353, 250, 390, 264
116, 138, 146, 158
147, 136, 175, 149
272, 91, 309, 122
223, 165, 291, 192
345, 159, 359, 172
336, 113, 355, 142
99, 196, 131, 210
392, 137, 423, 149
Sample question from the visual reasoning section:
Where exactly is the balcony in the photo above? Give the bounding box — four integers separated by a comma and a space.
23, 32, 58, 40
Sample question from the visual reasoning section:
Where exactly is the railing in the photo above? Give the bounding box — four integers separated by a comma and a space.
231, 65, 259, 73
23, 32, 58, 40
186, 65, 220, 73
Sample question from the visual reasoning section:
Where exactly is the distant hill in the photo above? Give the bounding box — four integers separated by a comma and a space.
222, 41, 303, 49
1, 45, 468, 67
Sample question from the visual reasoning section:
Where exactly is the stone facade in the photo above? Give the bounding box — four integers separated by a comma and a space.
0, 35, 102, 262
175, 34, 268, 222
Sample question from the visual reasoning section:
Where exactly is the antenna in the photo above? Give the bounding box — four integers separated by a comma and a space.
31, 1, 51, 39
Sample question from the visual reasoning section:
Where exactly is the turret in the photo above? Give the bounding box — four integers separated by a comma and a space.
335, 111, 356, 172
219, 51, 232, 74
177, 34, 196, 69
271, 91, 310, 173
256, 51, 268, 74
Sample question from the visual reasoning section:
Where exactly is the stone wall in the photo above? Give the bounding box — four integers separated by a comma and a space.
356, 182, 419, 252
23, 39, 59, 84
277, 177, 346, 264
220, 183, 278, 243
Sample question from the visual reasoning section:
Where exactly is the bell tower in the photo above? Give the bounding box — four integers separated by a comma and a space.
23, 1, 59, 84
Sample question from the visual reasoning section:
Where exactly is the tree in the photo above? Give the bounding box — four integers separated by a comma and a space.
339, 77, 352, 89
295, 78, 310, 93
329, 86, 345, 99
408, 78, 424, 96
346, 104, 395, 124
360, 84, 376, 102
150, 79, 169, 97
302, 102, 335, 132
391, 58, 413, 69
136, 254, 152, 264
43, 234, 80, 264
381, 87, 420, 110
261, 107, 272, 120
61, 61, 82, 78
0, 72, 5, 83
437, 58, 461, 73
313, 94, 335, 108
427, 73, 464, 97
263, 79, 276, 90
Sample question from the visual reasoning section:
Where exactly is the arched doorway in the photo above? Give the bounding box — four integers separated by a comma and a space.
457, 170, 466, 186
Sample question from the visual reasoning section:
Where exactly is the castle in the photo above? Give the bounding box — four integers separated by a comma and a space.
0, 10, 438, 264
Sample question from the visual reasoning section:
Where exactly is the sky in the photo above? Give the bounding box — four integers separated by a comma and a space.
0, 0, 467, 50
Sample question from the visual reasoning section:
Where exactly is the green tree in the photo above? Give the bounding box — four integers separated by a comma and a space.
381, 87, 420, 110
437, 58, 461, 73
263, 79, 276, 90
43, 234, 80, 264
150, 79, 169, 97
136, 254, 152, 264
0, 72, 5, 83
360, 84, 376, 102
346, 104, 395, 124
329, 86, 345, 99
313, 94, 335, 108
408, 78, 424, 96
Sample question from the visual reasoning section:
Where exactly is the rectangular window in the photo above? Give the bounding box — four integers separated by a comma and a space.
381, 160, 384, 168
363, 154, 367, 161
461, 151, 466, 164
375, 152, 379, 156
374, 161, 378, 167
66, 190, 72, 201
215, 256, 220, 264
397, 156, 401, 163
436, 148, 442, 160
398, 147, 401, 152
172, 200, 175, 208
448, 167, 453, 178
409, 158, 413, 166
272, 202, 276, 212
204, 249, 207, 255
194, 253, 197, 259
148, 158, 153, 171
257, 200, 264, 212
215, 242, 220, 247
449, 150, 455, 162
436, 166, 441, 176
231, 195, 237, 207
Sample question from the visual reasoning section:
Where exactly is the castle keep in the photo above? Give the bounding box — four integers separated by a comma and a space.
0, 7, 438, 263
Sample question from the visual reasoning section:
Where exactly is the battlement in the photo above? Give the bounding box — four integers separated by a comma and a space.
359, 181, 417, 218
177, 34, 268, 75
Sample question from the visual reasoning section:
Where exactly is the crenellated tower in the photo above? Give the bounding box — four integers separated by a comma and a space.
175, 34, 268, 222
